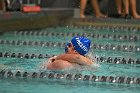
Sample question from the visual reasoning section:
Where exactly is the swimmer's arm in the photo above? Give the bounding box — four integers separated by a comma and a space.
74, 55, 93, 66
71, 56, 93, 66
55, 54, 93, 66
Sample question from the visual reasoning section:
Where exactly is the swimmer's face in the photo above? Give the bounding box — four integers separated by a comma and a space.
65, 42, 78, 54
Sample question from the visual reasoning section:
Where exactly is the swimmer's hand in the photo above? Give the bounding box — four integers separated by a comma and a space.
40, 56, 57, 69
48, 56, 57, 62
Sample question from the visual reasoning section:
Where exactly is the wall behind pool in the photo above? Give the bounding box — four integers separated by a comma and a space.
0, 0, 140, 32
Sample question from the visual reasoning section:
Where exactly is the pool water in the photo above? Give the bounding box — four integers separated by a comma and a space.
0, 26, 140, 93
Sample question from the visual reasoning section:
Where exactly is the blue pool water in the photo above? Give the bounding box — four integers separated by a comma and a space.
0, 26, 140, 93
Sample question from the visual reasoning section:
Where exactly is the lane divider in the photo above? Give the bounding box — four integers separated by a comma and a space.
0, 40, 140, 52
0, 40, 65, 47
0, 69, 139, 84
68, 25, 140, 33
0, 52, 51, 59
0, 52, 139, 64
13, 31, 140, 42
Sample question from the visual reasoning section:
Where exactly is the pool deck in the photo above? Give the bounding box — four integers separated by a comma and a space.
0, 8, 140, 31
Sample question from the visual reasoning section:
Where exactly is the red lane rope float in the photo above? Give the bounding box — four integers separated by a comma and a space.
22, 5, 41, 12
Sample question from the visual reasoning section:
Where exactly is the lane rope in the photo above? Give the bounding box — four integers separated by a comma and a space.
0, 40, 140, 52
68, 25, 140, 33
13, 31, 140, 42
0, 69, 139, 84
0, 52, 139, 64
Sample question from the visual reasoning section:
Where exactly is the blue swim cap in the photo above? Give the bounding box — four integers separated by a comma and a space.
71, 36, 91, 55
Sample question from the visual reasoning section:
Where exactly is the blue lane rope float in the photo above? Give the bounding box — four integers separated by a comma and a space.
0, 69, 140, 84
0, 52, 140, 64
13, 31, 140, 42
0, 40, 140, 52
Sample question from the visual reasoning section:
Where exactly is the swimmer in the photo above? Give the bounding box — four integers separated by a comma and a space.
42, 36, 95, 70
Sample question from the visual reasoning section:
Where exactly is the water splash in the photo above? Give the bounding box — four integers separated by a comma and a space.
86, 51, 100, 68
